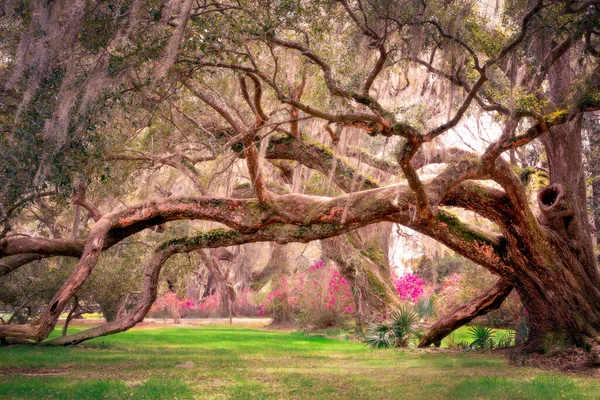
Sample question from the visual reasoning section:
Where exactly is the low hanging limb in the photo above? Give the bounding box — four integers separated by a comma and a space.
45, 247, 174, 346
44, 223, 372, 345
418, 279, 513, 348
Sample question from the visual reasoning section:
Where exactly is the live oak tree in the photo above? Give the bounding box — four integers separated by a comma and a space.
1, 0, 600, 355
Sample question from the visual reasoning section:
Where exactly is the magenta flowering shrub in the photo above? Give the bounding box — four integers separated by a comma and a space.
147, 260, 355, 327
258, 260, 355, 328
148, 289, 260, 319
183, 292, 221, 318
148, 291, 184, 322
257, 276, 293, 322
393, 273, 427, 302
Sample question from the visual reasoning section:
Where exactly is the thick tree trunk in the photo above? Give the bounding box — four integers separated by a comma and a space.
509, 238, 600, 350
250, 243, 290, 291
321, 230, 400, 326
197, 249, 237, 319
513, 49, 600, 349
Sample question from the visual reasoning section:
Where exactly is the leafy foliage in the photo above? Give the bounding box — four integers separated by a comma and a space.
364, 322, 396, 349
364, 301, 434, 348
496, 333, 515, 349
390, 305, 420, 347
467, 325, 496, 350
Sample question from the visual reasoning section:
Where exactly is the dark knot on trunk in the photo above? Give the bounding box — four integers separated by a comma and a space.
537, 183, 574, 229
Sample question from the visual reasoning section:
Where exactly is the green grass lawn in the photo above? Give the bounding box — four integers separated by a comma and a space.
1, 325, 599, 399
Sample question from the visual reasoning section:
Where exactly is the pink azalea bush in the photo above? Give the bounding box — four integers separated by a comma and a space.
147, 260, 355, 327
434, 273, 465, 316
257, 276, 293, 322
258, 260, 355, 328
148, 291, 185, 322
393, 272, 427, 302
149, 289, 260, 319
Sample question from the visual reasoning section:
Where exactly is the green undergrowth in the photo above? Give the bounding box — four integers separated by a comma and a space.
1, 325, 599, 399
442, 326, 513, 347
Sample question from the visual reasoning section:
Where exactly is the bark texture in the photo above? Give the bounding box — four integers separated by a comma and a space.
418, 279, 514, 347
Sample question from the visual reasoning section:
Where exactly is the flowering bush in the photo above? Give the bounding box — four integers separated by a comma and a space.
393, 273, 427, 302
258, 260, 355, 328
147, 260, 356, 327
435, 273, 463, 313
182, 292, 221, 318
257, 276, 293, 322
148, 291, 185, 322
149, 290, 260, 320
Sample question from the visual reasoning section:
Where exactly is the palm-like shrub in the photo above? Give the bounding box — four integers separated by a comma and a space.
413, 297, 435, 319
467, 325, 496, 350
390, 305, 420, 347
364, 322, 396, 348
496, 333, 514, 349
364, 301, 433, 348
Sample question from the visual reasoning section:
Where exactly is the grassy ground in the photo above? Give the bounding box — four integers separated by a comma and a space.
1, 325, 599, 399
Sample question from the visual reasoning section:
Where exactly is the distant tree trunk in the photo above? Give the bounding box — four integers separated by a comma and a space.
321, 229, 400, 328
250, 243, 290, 291
62, 296, 79, 336
167, 299, 181, 324
197, 249, 236, 321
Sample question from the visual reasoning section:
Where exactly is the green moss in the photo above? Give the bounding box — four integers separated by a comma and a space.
161, 228, 240, 249
514, 166, 536, 186
302, 134, 335, 159
436, 210, 496, 247
541, 332, 571, 356
576, 87, 600, 110
361, 244, 387, 270
230, 141, 244, 153
267, 133, 295, 149
233, 182, 251, 190
544, 109, 568, 125
364, 266, 387, 299
519, 167, 549, 192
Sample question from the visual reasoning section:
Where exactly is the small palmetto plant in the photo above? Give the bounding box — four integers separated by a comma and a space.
364, 322, 395, 348
456, 340, 470, 350
496, 332, 515, 349
467, 324, 496, 350
390, 305, 420, 347
365, 304, 425, 348
413, 297, 435, 319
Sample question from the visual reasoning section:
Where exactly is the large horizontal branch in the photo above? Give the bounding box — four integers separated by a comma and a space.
265, 134, 380, 191
46, 218, 393, 345
0, 237, 86, 258
0, 254, 45, 277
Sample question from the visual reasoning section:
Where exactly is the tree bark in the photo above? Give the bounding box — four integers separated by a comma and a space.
321, 231, 400, 326
418, 279, 513, 347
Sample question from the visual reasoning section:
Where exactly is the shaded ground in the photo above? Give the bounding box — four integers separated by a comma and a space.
1, 324, 599, 399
